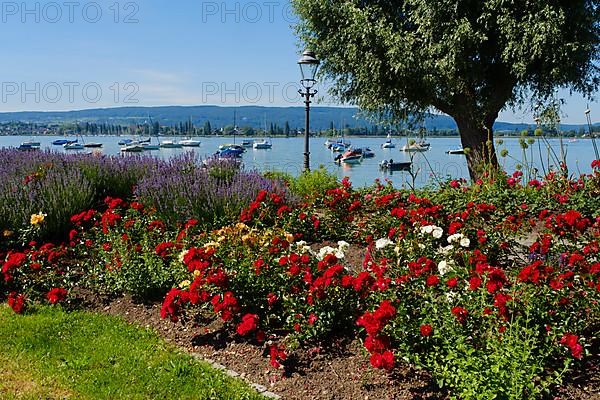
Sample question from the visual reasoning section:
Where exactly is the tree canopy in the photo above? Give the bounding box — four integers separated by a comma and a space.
293, 0, 600, 177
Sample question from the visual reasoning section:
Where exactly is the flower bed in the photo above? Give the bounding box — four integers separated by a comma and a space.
2, 154, 600, 399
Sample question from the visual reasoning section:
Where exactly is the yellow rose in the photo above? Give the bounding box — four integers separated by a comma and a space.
2, 229, 13, 237
30, 212, 46, 226
178, 280, 191, 289
242, 233, 256, 245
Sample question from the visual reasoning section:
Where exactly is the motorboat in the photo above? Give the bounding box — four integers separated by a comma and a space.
121, 144, 145, 152
330, 142, 349, 152
180, 139, 201, 147
401, 141, 430, 152
160, 140, 183, 149
253, 139, 272, 149
141, 143, 160, 150
217, 147, 244, 158
326, 138, 351, 151
83, 142, 103, 148
22, 139, 41, 147
118, 138, 134, 145
379, 159, 412, 171
52, 139, 70, 145
357, 147, 375, 158
241, 139, 254, 147
17, 143, 40, 151
219, 144, 245, 152
334, 148, 362, 164
446, 148, 465, 155
64, 142, 84, 150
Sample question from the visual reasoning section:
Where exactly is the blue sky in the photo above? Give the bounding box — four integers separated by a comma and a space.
0, 0, 596, 124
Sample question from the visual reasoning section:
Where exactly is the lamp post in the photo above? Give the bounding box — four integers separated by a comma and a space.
298, 49, 320, 172
585, 107, 599, 160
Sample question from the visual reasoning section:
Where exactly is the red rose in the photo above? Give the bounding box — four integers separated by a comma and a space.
446, 277, 458, 288
8, 292, 25, 314
420, 324, 433, 337
47, 288, 68, 304
426, 275, 440, 287
451, 306, 468, 324
236, 313, 258, 336
369, 350, 395, 371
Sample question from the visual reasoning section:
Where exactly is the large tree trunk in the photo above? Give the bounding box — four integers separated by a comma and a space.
454, 115, 499, 181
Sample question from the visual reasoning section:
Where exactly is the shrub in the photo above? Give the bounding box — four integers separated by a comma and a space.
135, 153, 289, 228
72, 199, 188, 300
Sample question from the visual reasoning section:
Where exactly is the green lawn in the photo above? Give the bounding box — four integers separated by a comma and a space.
0, 305, 265, 400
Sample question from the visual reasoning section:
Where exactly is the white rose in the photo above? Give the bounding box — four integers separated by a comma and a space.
439, 245, 454, 254
337, 240, 350, 251
437, 260, 450, 276
421, 225, 434, 235
432, 227, 443, 239
447, 233, 464, 244
375, 238, 393, 249
317, 246, 335, 260
460, 237, 471, 248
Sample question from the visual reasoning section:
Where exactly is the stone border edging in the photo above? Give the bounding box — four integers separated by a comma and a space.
190, 353, 281, 399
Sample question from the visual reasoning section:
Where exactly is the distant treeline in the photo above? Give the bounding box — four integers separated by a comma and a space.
0, 120, 597, 138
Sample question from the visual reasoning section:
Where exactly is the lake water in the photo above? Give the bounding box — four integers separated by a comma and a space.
2, 135, 598, 188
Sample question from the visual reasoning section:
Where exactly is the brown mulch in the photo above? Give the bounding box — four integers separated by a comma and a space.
69, 241, 599, 399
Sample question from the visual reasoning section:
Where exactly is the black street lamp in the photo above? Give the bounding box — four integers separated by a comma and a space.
585, 107, 599, 160
298, 49, 320, 172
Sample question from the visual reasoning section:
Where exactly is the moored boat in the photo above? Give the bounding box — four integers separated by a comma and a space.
379, 159, 412, 171
120, 144, 145, 152
217, 147, 244, 158
141, 143, 160, 150
160, 140, 183, 149
253, 139, 272, 149
64, 142, 84, 150
335, 148, 362, 164
381, 133, 395, 149
219, 144, 245, 152
357, 147, 375, 158
17, 143, 40, 151
83, 142, 103, 148
446, 148, 464, 155
22, 139, 41, 147
180, 139, 201, 147
330, 142, 349, 152
401, 141, 430, 152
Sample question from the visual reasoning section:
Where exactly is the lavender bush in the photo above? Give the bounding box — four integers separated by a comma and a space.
135, 154, 288, 227
0, 149, 159, 240
0, 149, 288, 239
0, 150, 95, 239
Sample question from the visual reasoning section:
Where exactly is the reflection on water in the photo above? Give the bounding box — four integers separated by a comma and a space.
1, 135, 597, 188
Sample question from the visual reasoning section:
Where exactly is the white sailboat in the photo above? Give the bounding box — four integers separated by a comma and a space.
381, 131, 395, 148
180, 116, 201, 146
253, 115, 272, 149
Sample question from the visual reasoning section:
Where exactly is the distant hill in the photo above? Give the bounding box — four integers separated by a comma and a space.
0, 105, 591, 132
